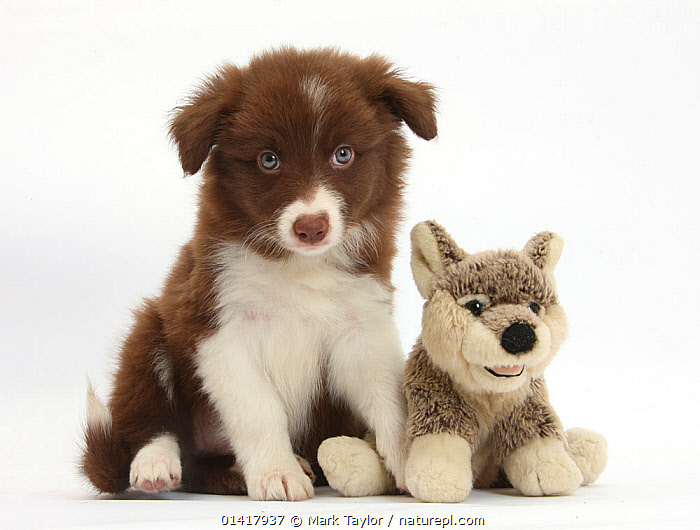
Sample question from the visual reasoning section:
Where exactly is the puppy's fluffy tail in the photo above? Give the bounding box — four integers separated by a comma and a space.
81, 380, 131, 493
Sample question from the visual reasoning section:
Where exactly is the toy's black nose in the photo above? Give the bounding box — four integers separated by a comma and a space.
501, 322, 536, 354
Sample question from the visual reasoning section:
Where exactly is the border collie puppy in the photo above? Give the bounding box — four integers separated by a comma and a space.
82, 47, 437, 501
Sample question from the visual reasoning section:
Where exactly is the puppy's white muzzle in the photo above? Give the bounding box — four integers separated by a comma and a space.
277, 186, 345, 255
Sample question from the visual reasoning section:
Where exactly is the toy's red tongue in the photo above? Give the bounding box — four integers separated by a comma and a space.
489, 365, 524, 376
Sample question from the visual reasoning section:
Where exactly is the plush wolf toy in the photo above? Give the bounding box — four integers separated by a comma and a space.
318, 221, 607, 502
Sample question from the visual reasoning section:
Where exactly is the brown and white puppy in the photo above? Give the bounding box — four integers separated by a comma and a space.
81, 48, 437, 501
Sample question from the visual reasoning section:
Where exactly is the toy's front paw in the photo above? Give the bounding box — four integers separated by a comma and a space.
504, 437, 583, 496
565, 428, 608, 485
318, 436, 393, 497
405, 434, 472, 503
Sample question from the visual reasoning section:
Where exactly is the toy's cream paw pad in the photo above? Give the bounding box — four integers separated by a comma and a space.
504, 437, 583, 496
318, 436, 393, 497
405, 434, 472, 503
565, 428, 608, 485
248, 466, 314, 501
129, 434, 182, 493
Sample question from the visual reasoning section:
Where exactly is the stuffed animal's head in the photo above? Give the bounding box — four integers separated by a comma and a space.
410, 221, 569, 394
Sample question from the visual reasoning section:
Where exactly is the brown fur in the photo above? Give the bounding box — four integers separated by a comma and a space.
405, 346, 481, 444
81, 48, 437, 494
438, 250, 559, 306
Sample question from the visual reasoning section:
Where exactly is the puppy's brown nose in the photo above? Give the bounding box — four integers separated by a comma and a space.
293, 215, 328, 244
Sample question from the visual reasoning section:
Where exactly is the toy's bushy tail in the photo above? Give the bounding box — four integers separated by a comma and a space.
81, 381, 131, 493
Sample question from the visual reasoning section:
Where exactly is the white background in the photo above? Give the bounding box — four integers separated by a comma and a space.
1, 0, 699, 528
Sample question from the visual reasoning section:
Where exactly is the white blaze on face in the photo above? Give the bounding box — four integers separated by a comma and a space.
277, 185, 345, 254
300, 75, 330, 140
300, 74, 330, 114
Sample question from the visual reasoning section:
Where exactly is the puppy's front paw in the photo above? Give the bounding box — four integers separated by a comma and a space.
129, 434, 182, 493
405, 434, 472, 503
318, 436, 394, 497
248, 465, 314, 501
504, 437, 583, 496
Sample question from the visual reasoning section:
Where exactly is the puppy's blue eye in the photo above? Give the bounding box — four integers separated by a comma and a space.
259, 152, 280, 171
333, 147, 354, 166
528, 302, 540, 315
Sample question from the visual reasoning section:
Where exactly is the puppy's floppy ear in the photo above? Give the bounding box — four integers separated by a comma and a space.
411, 221, 467, 298
523, 232, 564, 274
358, 56, 438, 140
169, 65, 242, 176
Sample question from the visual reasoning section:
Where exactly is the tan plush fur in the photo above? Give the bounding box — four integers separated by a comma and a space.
405, 433, 472, 502
402, 221, 607, 502
317, 436, 393, 497
319, 221, 607, 502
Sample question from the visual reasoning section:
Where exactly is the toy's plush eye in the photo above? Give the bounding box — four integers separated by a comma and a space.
259, 152, 280, 171
332, 146, 354, 167
528, 301, 541, 315
465, 300, 485, 316
457, 295, 489, 316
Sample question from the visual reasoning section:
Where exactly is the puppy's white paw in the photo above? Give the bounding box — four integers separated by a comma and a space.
405, 433, 472, 503
318, 436, 393, 497
248, 465, 314, 501
504, 437, 583, 496
129, 434, 182, 493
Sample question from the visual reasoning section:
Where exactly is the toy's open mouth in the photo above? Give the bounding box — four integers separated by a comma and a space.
485, 365, 524, 378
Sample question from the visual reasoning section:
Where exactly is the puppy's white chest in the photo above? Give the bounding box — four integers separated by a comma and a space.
215, 245, 390, 337
199, 245, 392, 436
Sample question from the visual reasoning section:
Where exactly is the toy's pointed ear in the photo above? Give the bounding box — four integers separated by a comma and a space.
357, 56, 438, 140
169, 65, 242, 176
410, 221, 467, 298
523, 232, 564, 273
